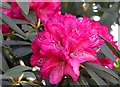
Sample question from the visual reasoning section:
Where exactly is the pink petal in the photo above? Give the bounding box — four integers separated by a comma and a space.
49, 65, 64, 84
64, 63, 79, 81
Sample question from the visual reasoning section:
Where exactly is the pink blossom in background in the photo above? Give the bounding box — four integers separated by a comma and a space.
29, 0, 61, 23
0, 0, 61, 33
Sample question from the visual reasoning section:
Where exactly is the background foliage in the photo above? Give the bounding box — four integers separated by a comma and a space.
0, 1, 120, 87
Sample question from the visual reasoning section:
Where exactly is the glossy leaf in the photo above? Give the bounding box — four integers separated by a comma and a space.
85, 67, 107, 85
12, 19, 29, 24
23, 72, 36, 80
22, 24, 34, 32
12, 46, 32, 58
86, 63, 118, 84
85, 63, 118, 79
100, 36, 120, 58
100, 44, 116, 63
16, 0, 29, 15
78, 74, 90, 86
3, 65, 32, 77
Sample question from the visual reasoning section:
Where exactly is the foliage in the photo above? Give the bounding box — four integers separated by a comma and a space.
0, 1, 119, 87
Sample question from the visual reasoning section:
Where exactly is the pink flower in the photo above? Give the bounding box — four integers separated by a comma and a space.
98, 58, 114, 69
30, 14, 98, 84
78, 16, 118, 69
29, 0, 61, 23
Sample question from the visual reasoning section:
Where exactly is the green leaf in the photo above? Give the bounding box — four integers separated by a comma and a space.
85, 63, 118, 79
0, 30, 3, 45
0, 80, 12, 86
0, 18, 4, 25
100, 36, 120, 58
0, 2, 11, 9
12, 19, 29, 24
0, 54, 9, 72
22, 24, 34, 32
100, 44, 116, 63
78, 74, 90, 86
23, 72, 36, 80
12, 46, 32, 58
27, 32, 37, 41
16, 0, 29, 15
86, 63, 118, 84
22, 11, 37, 24
3, 65, 32, 77
69, 77, 80, 85
0, 11, 26, 37
94, 69, 118, 84
85, 67, 107, 85
3, 40, 31, 46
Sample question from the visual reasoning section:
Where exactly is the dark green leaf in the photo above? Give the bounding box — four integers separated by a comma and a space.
78, 74, 90, 86
3, 40, 31, 46
12, 19, 29, 24
22, 24, 34, 32
85, 67, 107, 85
0, 11, 26, 37
95, 69, 118, 84
23, 72, 36, 80
16, 0, 29, 15
0, 30, 3, 45
100, 36, 120, 58
0, 2, 11, 9
100, 44, 116, 63
22, 11, 37, 24
0, 17, 4, 25
86, 63, 118, 84
69, 78, 80, 85
85, 63, 118, 79
27, 33, 37, 41
3, 65, 32, 77
0, 80, 12, 86
0, 54, 9, 72
12, 46, 32, 58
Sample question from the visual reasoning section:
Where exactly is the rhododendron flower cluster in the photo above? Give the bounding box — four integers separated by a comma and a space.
0, 0, 61, 33
30, 13, 117, 84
